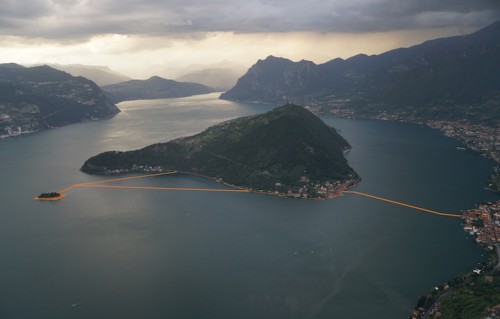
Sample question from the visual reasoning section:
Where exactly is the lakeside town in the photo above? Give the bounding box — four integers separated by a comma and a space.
409, 200, 500, 319
0, 125, 37, 138
462, 200, 500, 251
266, 176, 361, 199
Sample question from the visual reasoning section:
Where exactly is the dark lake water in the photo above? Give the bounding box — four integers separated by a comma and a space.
0, 93, 498, 319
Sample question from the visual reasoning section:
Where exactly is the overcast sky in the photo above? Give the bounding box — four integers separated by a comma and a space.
1, 0, 499, 78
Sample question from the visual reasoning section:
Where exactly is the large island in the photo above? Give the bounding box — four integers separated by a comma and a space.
81, 103, 359, 199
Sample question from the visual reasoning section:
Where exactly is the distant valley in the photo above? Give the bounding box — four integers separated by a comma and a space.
159, 61, 247, 91
175, 67, 245, 91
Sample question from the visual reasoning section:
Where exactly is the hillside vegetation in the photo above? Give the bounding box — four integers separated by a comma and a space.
81, 104, 358, 197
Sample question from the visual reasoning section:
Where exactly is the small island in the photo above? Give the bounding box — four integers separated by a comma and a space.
81, 103, 360, 199
34, 192, 64, 201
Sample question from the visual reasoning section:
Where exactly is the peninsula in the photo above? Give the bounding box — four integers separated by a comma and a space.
81, 103, 359, 199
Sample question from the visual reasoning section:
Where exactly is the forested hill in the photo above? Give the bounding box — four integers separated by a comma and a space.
0, 63, 119, 137
81, 103, 359, 198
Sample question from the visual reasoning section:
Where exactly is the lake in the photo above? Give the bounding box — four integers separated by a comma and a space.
0, 93, 498, 318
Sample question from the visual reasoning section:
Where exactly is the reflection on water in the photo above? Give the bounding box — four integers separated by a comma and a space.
0, 93, 497, 319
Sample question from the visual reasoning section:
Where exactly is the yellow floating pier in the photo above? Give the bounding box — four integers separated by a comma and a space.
57, 171, 179, 193
342, 191, 462, 218
78, 184, 250, 193
34, 171, 248, 201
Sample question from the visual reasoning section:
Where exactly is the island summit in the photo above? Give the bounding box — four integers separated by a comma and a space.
81, 103, 359, 199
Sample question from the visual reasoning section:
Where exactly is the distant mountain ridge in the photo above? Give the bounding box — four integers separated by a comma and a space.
159, 61, 247, 91
221, 20, 500, 125
81, 103, 358, 198
49, 64, 131, 86
102, 76, 215, 103
0, 63, 119, 137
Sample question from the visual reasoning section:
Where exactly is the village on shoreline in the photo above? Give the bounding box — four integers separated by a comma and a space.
409, 199, 500, 319
463, 201, 500, 251
93, 164, 361, 200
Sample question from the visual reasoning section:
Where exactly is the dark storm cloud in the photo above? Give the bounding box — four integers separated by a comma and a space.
1, 0, 499, 40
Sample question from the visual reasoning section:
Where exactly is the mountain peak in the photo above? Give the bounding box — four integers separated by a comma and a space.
147, 75, 167, 81
0, 63, 25, 69
261, 55, 293, 63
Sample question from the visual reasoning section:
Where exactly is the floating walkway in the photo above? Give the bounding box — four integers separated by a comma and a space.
57, 171, 179, 193
36, 171, 247, 200
342, 191, 462, 218
78, 184, 249, 193
35, 171, 461, 219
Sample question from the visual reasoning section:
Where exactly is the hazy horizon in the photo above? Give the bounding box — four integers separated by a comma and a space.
1, 1, 499, 78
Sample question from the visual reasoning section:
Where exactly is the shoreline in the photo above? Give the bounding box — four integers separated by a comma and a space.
1, 112, 120, 140
81, 168, 361, 200
175, 171, 359, 200
410, 200, 500, 318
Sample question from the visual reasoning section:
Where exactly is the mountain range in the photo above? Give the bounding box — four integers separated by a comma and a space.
0, 63, 119, 137
102, 76, 215, 103
221, 20, 500, 125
